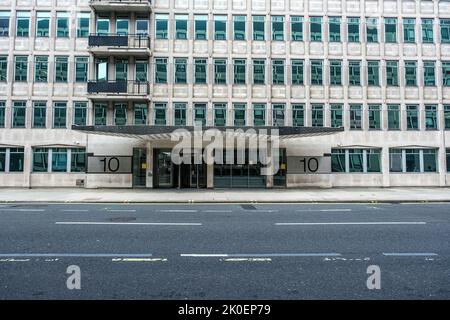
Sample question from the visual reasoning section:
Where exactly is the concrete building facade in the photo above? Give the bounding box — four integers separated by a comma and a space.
1, 0, 450, 189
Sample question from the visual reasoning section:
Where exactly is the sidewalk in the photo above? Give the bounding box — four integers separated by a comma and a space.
0, 187, 450, 203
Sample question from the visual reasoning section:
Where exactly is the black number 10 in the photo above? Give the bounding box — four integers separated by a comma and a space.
100, 157, 120, 172
300, 157, 319, 173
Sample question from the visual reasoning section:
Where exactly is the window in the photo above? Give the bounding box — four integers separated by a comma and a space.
134, 103, 147, 125
350, 104, 362, 130
96, 17, 109, 35
445, 105, 450, 129
75, 57, 88, 82
16, 11, 30, 37
77, 12, 90, 37
368, 104, 381, 130
71, 148, 86, 172
55, 56, 68, 82
367, 60, 379, 86
135, 60, 148, 82
33, 148, 48, 172
406, 105, 419, 130
403, 18, 415, 43
385, 18, 397, 43
329, 17, 341, 42
0, 101, 5, 127
214, 15, 227, 40
214, 59, 227, 84
272, 104, 285, 126
194, 15, 207, 40
253, 104, 266, 126
366, 17, 378, 42
194, 59, 207, 84
56, 12, 69, 38
12, 101, 26, 128
115, 58, 128, 81
155, 14, 168, 39
73, 102, 87, 126
310, 60, 323, 85
136, 19, 149, 36
233, 15, 246, 40
347, 17, 360, 42
424, 61, 436, 86
53, 102, 67, 128
272, 16, 284, 41
311, 104, 324, 127
114, 103, 127, 125
52, 148, 67, 172
388, 104, 400, 130
95, 58, 108, 81
422, 18, 434, 43
233, 59, 246, 84
405, 61, 417, 86
174, 103, 186, 126
425, 105, 438, 130
252, 16, 265, 41
330, 104, 343, 128
15, 56, 28, 82
94, 103, 107, 125
154, 103, 166, 125
32, 101, 46, 128
174, 58, 187, 84
272, 60, 284, 84
441, 19, 450, 43
310, 17, 322, 41
155, 58, 167, 83
0, 11, 10, 36
291, 60, 304, 85
34, 56, 48, 82
406, 149, 421, 172
116, 18, 129, 36
390, 149, 437, 173
233, 104, 246, 126
292, 104, 304, 127
36, 12, 50, 37
447, 149, 450, 172
423, 150, 437, 172
348, 60, 361, 86
0, 148, 24, 172
194, 103, 207, 126
329, 60, 342, 85
386, 61, 399, 86
332, 149, 381, 173
175, 14, 188, 39
291, 16, 303, 41
253, 59, 265, 84
214, 103, 227, 126
0, 56, 6, 81
442, 61, 450, 86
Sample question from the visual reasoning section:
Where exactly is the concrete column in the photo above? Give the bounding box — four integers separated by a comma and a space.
146, 141, 153, 188
207, 163, 214, 188
382, 146, 390, 187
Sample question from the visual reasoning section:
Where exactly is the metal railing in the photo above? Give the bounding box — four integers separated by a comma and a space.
88, 80, 149, 95
89, 34, 150, 49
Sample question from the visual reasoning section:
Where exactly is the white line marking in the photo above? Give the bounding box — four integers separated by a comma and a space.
275, 222, 427, 226
296, 209, 352, 212
55, 222, 202, 226
61, 209, 89, 212
382, 253, 438, 257
112, 258, 167, 262
202, 210, 233, 213
181, 253, 341, 257
0, 209, 46, 212
106, 209, 136, 212
0, 253, 153, 258
158, 210, 198, 213
222, 258, 272, 262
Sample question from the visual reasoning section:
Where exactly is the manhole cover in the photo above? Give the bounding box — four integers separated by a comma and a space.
241, 204, 256, 210
109, 217, 137, 222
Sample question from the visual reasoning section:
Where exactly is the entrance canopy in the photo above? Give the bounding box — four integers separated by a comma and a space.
72, 125, 344, 141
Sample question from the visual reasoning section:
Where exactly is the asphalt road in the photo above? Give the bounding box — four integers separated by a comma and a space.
0, 202, 449, 299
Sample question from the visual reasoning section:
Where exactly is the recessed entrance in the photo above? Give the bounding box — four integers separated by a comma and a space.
132, 148, 147, 187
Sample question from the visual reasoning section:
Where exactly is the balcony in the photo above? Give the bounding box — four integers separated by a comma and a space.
87, 80, 149, 100
89, 0, 152, 12
88, 34, 151, 57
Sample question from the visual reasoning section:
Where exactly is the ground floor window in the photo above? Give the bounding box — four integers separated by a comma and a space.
389, 148, 437, 173
447, 149, 450, 172
32, 147, 86, 173
0, 147, 24, 172
331, 148, 381, 173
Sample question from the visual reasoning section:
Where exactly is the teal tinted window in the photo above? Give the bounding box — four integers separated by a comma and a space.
115, 58, 128, 81
441, 19, 450, 43
73, 102, 87, 126
347, 17, 359, 42
368, 105, 381, 130
403, 18, 415, 43
214, 59, 227, 84
12, 101, 26, 128
252, 16, 265, 40
291, 16, 303, 41
385, 18, 397, 43
425, 105, 437, 130
116, 18, 129, 35
194, 59, 207, 84
291, 60, 304, 85
175, 14, 188, 39
349, 149, 364, 172
424, 61, 436, 86
349, 104, 362, 130
32, 101, 46, 128
174, 58, 187, 84
34, 56, 48, 82
329, 60, 342, 85
16, 12, 30, 37
388, 104, 400, 130
443, 62, 450, 86
253, 59, 265, 84
9, 148, 25, 172
214, 103, 227, 126
33, 148, 48, 172
233, 104, 246, 126
194, 104, 207, 126
195, 15, 207, 40
386, 60, 399, 86
445, 105, 450, 129
52, 148, 67, 172
311, 104, 323, 127
292, 104, 304, 127
329, 17, 341, 42
114, 103, 127, 125
367, 60, 379, 86
71, 148, 86, 172
0, 101, 5, 127
154, 103, 166, 125
155, 58, 167, 83
349, 60, 361, 86
56, 12, 69, 37
135, 60, 148, 82
272, 16, 284, 41
75, 56, 88, 82
134, 103, 147, 125
310, 17, 322, 41
272, 59, 284, 84
155, 14, 168, 39
14, 56, 27, 81
77, 12, 89, 37
174, 103, 186, 126
253, 104, 266, 126
36, 12, 50, 37
405, 61, 417, 86
55, 56, 68, 82
272, 104, 285, 126
330, 104, 343, 127
233, 59, 246, 84
233, 15, 246, 40
0, 56, 6, 81
53, 102, 67, 128
406, 105, 419, 130
366, 17, 378, 42
214, 15, 227, 40
422, 18, 433, 43
331, 149, 346, 173
94, 103, 107, 125
0, 11, 10, 37
310, 60, 323, 85
96, 18, 109, 35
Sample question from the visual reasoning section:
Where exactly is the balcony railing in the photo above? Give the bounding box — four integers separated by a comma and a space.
89, 34, 150, 49
88, 80, 149, 95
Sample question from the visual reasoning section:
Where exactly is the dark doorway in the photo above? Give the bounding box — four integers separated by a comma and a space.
132, 148, 147, 187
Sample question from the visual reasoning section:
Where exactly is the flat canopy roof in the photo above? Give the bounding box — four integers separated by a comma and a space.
72, 125, 344, 140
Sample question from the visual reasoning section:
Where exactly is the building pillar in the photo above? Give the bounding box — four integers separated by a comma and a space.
146, 141, 153, 188
382, 147, 390, 187
207, 163, 214, 188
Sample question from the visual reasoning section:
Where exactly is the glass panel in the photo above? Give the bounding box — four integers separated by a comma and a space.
94, 103, 107, 125
233, 103, 246, 126
33, 148, 48, 172
406, 105, 419, 130
155, 14, 168, 39
114, 103, 127, 125
310, 16, 322, 41
252, 16, 265, 41
233, 59, 246, 84
291, 60, 304, 85
368, 104, 381, 130
9, 148, 25, 172
367, 61, 379, 85
272, 16, 284, 41
253, 59, 265, 84
292, 104, 304, 127
53, 102, 67, 128
310, 60, 323, 85
214, 15, 227, 40
194, 59, 207, 84
388, 104, 400, 130
331, 149, 346, 172
12, 101, 26, 128
36, 11, 50, 37
291, 16, 303, 41
405, 149, 420, 172
347, 17, 360, 42
385, 17, 397, 43
389, 149, 403, 172
174, 58, 187, 84
174, 103, 186, 126
330, 104, 343, 128
134, 103, 147, 125
56, 12, 69, 37
329, 17, 341, 42
403, 18, 415, 43
349, 149, 364, 172
52, 148, 67, 172
175, 14, 188, 39
195, 15, 207, 40
233, 15, 246, 40
367, 150, 381, 173
71, 148, 86, 172
33, 101, 46, 128
253, 104, 266, 126
77, 12, 90, 37
14, 56, 28, 82
423, 150, 437, 172
311, 104, 324, 127
73, 102, 87, 126
366, 17, 378, 42
75, 57, 88, 82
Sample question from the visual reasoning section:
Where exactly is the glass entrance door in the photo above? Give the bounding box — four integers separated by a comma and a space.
132, 148, 147, 187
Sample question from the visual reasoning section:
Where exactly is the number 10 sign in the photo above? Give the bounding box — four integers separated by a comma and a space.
87, 156, 133, 174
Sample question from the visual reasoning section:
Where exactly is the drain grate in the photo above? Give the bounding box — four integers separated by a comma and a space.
241, 204, 257, 210
109, 217, 137, 222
